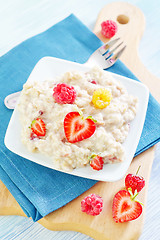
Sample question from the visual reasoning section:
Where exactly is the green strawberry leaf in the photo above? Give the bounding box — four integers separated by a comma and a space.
86, 116, 97, 123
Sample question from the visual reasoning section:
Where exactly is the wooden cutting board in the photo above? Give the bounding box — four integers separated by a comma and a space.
0, 2, 160, 240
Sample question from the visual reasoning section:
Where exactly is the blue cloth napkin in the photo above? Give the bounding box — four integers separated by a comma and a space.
0, 14, 160, 222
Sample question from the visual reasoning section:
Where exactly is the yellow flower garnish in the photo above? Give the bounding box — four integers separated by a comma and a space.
92, 88, 112, 109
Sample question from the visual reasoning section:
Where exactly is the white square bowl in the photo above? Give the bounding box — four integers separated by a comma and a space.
4, 57, 149, 182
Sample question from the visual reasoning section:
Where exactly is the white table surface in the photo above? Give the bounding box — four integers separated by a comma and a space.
0, 0, 160, 239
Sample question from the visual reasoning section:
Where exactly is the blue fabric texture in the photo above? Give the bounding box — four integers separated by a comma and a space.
0, 14, 160, 221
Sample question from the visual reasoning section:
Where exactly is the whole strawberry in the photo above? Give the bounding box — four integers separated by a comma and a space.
125, 166, 145, 194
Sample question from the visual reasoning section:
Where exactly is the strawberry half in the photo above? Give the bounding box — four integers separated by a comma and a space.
90, 155, 104, 171
31, 118, 46, 137
64, 112, 96, 143
112, 190, 142, 223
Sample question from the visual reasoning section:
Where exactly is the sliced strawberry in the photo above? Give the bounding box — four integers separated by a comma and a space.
90, 155, 104, 171
64, 112, 96, 143
31, 118, 46, 137
112, 190, 142, 223
91, 80, 97, 84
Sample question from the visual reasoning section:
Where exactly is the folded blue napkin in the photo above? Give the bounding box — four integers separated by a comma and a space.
0, 14, 160, 222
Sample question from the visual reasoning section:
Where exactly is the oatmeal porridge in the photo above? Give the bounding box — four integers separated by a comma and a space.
18, 67, 138, 171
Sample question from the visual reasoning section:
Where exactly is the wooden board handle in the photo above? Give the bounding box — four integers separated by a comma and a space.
94, 2, 160, 102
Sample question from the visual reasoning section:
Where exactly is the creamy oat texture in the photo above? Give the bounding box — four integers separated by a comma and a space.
18, 67, 138, 171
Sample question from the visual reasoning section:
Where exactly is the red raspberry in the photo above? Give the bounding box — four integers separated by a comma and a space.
53, 83, 76, 104
101, 20, 117, 38
125, 174, 145, 194
81, 193, 103, 216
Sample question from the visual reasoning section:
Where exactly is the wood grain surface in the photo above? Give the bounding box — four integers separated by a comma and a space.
0, 2, 159, 240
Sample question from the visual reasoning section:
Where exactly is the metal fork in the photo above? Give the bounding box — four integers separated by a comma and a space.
86, 37, 126, 69
4, 38, 126, 109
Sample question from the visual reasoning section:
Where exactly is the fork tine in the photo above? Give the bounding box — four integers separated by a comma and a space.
99, 38, 120, 55
103, 45, 126, 69
112, 45, 126, 61
105, 41, 123, 59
